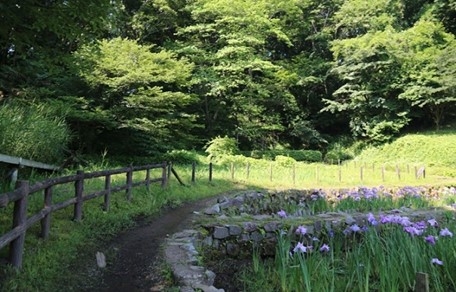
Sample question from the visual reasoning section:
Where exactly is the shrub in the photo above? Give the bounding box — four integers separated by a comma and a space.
275, 155, 296, 167
0, 101, 70, 164
249, 149, 323, 162
204, 136, 239, 160
163, 150, 204, 165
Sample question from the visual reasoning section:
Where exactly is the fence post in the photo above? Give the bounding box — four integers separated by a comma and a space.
230, 162, 234, 180
415, 272, 429, 292
338, 164, 342, 182
167, 162, 172, 186
104, 174, 111, 211
73, 170, 84, 221
246, 162, 250, 180
209, 162, 213, 182
292, 164, 296, 185
161, 162, 167, 187
191, 162, 196, 183
10, 180, 29, 268
40, 186, 53, 239
360, 166, 363, 182
126, 166, 133, 201
145, 168, 151, 191
269, 162, 273, 182
396, 164, 401, 180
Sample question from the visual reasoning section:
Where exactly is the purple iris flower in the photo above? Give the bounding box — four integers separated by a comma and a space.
440, 228, 453, 237
295, 225, 307, 235
427, 219, 438, 227
293, 242, 307, 253
425, 235, 436, 245
350, 224, 361, 233
367, 213, 378, 226
404, 226, 423, 236
277, 210, 287, 218
413, 221, 427, 230
319, 244, 330, 253
431, 258, 443, 265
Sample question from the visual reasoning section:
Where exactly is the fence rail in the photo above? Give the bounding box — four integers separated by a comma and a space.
0, 162, 168, 269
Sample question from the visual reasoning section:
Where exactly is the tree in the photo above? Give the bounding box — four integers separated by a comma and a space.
0, 1, 121, 98
397, 19, 456, 130
324, 29, 410, 143
175, 0, 324, 149
73, 37, 198, 155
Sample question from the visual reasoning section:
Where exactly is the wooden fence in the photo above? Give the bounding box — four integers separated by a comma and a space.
0, 162, 168, 269
0, 153, 59, 188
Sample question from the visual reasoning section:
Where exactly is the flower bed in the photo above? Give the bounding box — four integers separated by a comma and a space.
198, 187, 456, 291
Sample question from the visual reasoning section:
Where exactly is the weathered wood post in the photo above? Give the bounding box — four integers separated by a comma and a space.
40, 185, 53, 239
10, 180, 29, 268
338, 160, 342, 182
269, 162, 273, 182
415, 272, 429, 292
292, 164, 296, 185
209, 162, 213, 182
126, 166, 133, 201
104, 174, 111, 211
73, 170, 84, 221
161, 162, 168, 187
145, 168, 151, 191
396, 164, 401, 180
167, 162, 172, 186
246, 162, 250, 180
230, 162, 234, 180
191, 162, 196, 183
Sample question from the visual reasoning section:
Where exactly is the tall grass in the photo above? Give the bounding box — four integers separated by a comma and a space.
196, 158, 456, 190
0, 101, 70, 164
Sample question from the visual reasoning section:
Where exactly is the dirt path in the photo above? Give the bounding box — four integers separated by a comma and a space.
81, 195, 222, 292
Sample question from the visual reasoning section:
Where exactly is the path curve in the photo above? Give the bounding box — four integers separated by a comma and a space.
82, 195, 224, 292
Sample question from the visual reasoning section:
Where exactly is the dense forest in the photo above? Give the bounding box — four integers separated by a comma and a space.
1, 0, 455, 164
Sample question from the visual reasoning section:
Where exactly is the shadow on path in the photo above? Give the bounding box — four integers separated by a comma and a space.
82, 195, 223, 292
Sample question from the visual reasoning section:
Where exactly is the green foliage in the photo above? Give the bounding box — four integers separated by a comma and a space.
397, 19, 456, 129
163, 150, 206, 165
204, 136, 239, 159
0, 101, 70, 164
324, 149, 353, 164
250, 149, 323, 163
73, 37, 199, 156
275, 155, 296, 167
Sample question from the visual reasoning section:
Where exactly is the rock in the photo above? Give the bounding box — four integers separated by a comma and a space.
243, 222, 258, 232
96, 251, 106, 268
264, 221, 281, 232
204, 204, 221, 215
226, 242, 240, 257
213, 226, 230, 239
228, 225, 242, 236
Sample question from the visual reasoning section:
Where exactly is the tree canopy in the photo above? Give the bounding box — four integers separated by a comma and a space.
1, 0, 455, 160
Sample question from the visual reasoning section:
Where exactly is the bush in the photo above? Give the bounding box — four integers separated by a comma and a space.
275, 155, 296, 167
250, 149, 322, 163
163, 150, 204, 165
0, 101, 70, 164
205, 136, 239, 160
